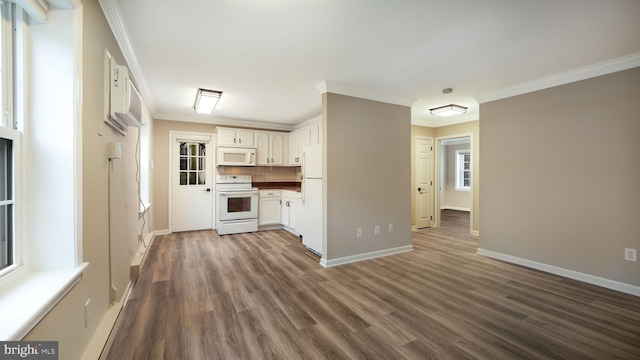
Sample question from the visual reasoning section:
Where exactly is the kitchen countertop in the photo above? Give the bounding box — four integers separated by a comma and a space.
253, 182, 301, 192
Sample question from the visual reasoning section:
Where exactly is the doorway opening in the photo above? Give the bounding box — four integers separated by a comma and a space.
437, 136, 471, 231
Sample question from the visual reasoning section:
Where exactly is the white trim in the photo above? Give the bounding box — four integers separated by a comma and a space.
294, 115, 321, 130
73, 5, 83, 267
319, 245, 414, 268
434, 133, 474, 236
153, 229, 171, 236
97, 0, 156, 114
13, 0, 48, 23
471, 230, 479, 237
82, 231, 160, 360
475, 52, 640, 104
154, 113, 296, 132
316, 80, 416, 107
0, 263, 88, 340
440, 206, 470, 212
477, 248, 640, 297
411, 112, 479, 128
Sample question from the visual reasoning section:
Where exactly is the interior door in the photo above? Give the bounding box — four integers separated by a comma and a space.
171, 133, 214, 232
415, 137, 433, 228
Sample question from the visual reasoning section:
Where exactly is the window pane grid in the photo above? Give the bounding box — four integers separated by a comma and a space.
179, 142, 206, 186
455, 150, 471, 190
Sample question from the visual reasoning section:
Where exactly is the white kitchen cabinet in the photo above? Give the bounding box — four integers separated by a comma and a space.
288, 121, 321, 166
256, 131, 286, 166
281, 190, 302, 233
217, 127, 254, 147
259, 190, 282, 226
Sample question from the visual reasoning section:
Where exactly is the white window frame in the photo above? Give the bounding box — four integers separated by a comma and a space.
0, 1, 22, 281
455, 149, 471, 191
0, 2, 87, 341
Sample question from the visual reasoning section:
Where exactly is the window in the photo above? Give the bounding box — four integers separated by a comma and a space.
0, 1, 19, 278
179, 142, 207, 185
455, 150, 471, 190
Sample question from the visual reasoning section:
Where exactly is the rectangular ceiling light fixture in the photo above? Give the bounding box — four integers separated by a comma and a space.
429, 104, 467, 117
194, 88, 222, 114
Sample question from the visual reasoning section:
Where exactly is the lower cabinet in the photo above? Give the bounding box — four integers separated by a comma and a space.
258, 189, 301, 233
281, 190, 302, 233
259, 190, 282, 226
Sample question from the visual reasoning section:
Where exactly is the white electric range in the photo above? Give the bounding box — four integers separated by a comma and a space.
215, 175, 259, 235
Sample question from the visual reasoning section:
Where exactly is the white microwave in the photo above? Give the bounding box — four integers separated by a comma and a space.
217, 146, 256, 166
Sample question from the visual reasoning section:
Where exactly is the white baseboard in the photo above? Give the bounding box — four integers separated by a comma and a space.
154, 229, 171, 236
471, 230, 480, 237
440, 206, 471, 212
82, 232, 160, 360
320, 245, 414, 268
477, 248, 640, 297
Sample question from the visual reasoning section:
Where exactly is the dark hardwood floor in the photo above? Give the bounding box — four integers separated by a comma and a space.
107, 211, 640, 359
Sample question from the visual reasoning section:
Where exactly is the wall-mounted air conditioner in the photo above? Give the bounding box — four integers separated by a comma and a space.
109, 58, 142, 129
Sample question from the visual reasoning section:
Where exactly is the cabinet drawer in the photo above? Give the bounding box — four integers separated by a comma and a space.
259, 190, 282, 198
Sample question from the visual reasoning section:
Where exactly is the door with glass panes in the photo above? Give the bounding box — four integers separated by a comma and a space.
171, 133, 214, 232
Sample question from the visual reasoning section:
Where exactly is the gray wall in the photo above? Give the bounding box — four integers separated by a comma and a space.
479, 67, 640, 286
324, 93, 412, 260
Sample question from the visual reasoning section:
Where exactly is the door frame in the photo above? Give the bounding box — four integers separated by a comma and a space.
414, 136, 434, 229
168, 131, 216, 233
434, 133, 473, 235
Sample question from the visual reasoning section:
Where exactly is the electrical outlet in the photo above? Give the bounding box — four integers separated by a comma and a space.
84, 299, 91, 328
356, 228, 362, 237
374, 225, 380, 235
624, 248, 637, 262
389, 223, 394, 232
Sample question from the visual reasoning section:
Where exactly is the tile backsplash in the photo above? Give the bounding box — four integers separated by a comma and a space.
217, 166, 301, 182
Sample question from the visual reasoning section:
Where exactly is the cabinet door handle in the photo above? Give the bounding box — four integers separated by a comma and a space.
234, 138, 237, 144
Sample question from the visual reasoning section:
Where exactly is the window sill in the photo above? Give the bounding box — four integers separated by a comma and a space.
0, 263, 89, 340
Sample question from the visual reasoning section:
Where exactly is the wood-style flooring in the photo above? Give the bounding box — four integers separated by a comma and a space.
107, 210, 640, 359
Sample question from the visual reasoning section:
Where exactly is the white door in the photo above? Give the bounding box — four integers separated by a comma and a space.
171, 133, 214, 232
415, 137, 433, 228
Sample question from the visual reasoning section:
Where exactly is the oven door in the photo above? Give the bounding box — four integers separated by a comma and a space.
218, 190, 258, 221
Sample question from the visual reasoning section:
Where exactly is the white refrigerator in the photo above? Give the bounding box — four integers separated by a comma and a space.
299, 146, 322, 256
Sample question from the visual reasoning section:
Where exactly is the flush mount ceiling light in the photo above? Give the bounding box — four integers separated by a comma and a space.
429, 104, 467, 117
194, 88, 222, 114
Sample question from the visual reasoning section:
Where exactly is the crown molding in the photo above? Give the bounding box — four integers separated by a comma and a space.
154, 113, 296, 132
294, 115, 322, 129
475, 52, 640, 104
316, 80, 416, 107
98, 0, 157, 114
411, 111, 479, 128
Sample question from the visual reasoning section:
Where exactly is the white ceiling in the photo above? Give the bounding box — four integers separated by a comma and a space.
102, 0, 640, 130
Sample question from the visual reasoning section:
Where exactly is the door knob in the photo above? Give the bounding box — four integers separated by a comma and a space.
418, 187, 423, 192
204, 188, 211, 192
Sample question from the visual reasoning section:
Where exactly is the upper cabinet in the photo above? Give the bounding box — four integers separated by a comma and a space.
217, 128, 254, 147
217, 120, 319, 166
289, 121, 321, 165
255, 131, 286, 166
